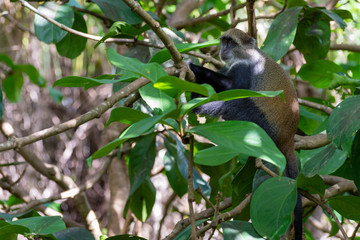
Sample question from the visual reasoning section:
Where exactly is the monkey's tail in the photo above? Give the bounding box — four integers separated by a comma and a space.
294, 193, 303, 240
286, 151, 303, 240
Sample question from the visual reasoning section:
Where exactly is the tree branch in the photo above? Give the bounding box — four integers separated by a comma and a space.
11, 157, 112, 214
294, 133, 331, 150
298, 98, 333, 115
0, 121, 103, 238
330, 43, 360, 53
298, 189, 349, 240
0, 77, 150, 152
188, 135, 197, 239
171, 3, 246, 30
162, 197, 232, 240
19, 0, 159, 47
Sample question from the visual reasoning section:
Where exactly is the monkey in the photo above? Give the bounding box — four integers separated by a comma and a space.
189, 28, 301, 240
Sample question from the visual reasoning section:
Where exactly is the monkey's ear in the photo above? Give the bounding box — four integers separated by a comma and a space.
243, 36, 256, 48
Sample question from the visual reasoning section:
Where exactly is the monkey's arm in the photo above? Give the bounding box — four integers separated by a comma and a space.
189, 63, 232, 92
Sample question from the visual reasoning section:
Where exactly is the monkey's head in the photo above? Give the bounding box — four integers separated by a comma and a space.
219, 29, 256, 66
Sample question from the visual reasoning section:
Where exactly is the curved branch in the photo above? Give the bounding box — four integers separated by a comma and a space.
295, 133, 331, 150
19, 0, 159, 47
299, 189, 349, 240
330, 43, 360, 53
298, 98, 333, 115
11, 157, 112, 214
0, 77, 150, 152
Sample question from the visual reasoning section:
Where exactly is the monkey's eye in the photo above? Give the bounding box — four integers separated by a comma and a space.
229, 39, 237, 46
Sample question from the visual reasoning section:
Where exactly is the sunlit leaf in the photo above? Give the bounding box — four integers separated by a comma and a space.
188, 121, 286, 175
34, 2, 74, 44
261, 7, 302, 61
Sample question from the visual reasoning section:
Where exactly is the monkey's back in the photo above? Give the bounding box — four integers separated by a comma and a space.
251, 53, 299, 154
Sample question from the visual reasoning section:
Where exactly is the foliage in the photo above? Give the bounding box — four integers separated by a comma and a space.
0, 0, 360, 240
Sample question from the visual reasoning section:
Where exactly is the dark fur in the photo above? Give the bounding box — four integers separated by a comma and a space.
190, 29, 302, 240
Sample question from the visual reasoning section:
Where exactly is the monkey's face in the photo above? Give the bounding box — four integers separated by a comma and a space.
219, 36, 237, 65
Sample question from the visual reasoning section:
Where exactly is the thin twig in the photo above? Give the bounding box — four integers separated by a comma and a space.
255, 158, 278, 177
197, 194, 252, 236
298, 189, 349, 240
19, 0, 157, 47
0, 6, 35, 35
157, 192, 177, 240
188, 135, 197, 240
71, 6, 112, 24
273, 0, 287, 18
195, 187, 216, 210
298, 98, 333, 115
162, 197, 232, 240
351, 221, 360, 240
11, 157, 112, 214
171, 3, 246, 30
207, 192, 222, 240
246, 0, 257, 39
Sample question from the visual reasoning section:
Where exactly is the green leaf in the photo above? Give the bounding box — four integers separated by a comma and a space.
167, 133, 211, 197
261, 7, 302, 61
95, 21, 125, 49
34, 2, 74, 44
328, 73, 360, 89
14, 64, 45, 87
317, 147, 347, 175
7, 195, 24, 207
139, 83, 177, 112
149, 40, 219, 64
53, 227, 95, 240
250, 177, 297, 239
215, 89, 283, 101
222, 221, 263, 240
128, 134, 156, 196
107, 107, 150, 126
327, 96, 360, 145
298, 60, 344, 88
173, 219, 207, 240
0, 54, 15, 68
328, 196, 360, 220
0, 87, 3, 119
11, 216, 66, 235
2, 72, 24, 102
351, 130, 360, 193
154, 76, 211, 97
48, 87, 63, 104
194, 146, 238, 166
232, 158, 256, 206
53, 75, 136, 88
88, 111, 170, 162
299, 105, 327, 135
296, 174, 325, 196
105, 234, 146, 240
180, 89, 283, 116
294, 18, 330, 62
301, 143, 337, 177
163, 150, 188, 197
0, 221, 29, 239
91, 0, 142, 25
107, 47, 167, 82
127, 178, 156, 222
56, 12, 87, 59
188, 121, 286, 175
320, 9, 347, 30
